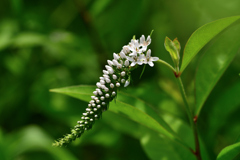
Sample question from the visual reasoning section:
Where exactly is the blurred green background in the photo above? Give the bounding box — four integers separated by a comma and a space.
0, 0, 240, 159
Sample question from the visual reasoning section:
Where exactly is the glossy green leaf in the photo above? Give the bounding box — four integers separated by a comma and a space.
180, 16, 240, 72
217, 142, 240, 160
50, 85, 181, 144
195, 21, 240, 116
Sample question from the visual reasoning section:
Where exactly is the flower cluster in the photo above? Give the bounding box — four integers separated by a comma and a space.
53, 35, 159, 147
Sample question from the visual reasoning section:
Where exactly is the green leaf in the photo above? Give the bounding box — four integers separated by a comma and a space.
164, 37, 179, 61
180, 16, 240, 72
50, 85, 184, 146
173, 38, 181, 53
217, 142, 240, 160
195, 21, 240, 116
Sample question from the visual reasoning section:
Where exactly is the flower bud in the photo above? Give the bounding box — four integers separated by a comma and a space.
120, 51, 127, 59
107, 60, 114, 66
113, 53, 120, 60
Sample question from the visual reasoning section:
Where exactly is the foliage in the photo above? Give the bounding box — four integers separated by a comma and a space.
0, 0, 240, 159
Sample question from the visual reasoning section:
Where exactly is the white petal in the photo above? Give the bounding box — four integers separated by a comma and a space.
148, 62, 154, 67
146, 49, 151, 57
130, 62, 136, 67
140, 35, 145, 44
151, 57, 159, 61
146, 35, 151, 44
127, 56, 134, 62
129, 52, 137, 57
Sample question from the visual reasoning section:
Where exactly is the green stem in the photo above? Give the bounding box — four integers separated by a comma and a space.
177, 78, 193, 127
177, 77, 202, 160
156, 58, 201, 159
156, 59, 176, 73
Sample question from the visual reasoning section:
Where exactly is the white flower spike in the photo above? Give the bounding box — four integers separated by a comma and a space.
53, 33, 159, 147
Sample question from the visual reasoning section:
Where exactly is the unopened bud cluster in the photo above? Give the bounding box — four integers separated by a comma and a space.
53, 34, 159, 147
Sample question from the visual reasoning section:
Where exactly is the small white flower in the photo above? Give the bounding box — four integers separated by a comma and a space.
139, 35, 151, 52
122, 45, 130, 54
128, 54, 144, 67
145, 49, 159, 67
127, 39, 145, 54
